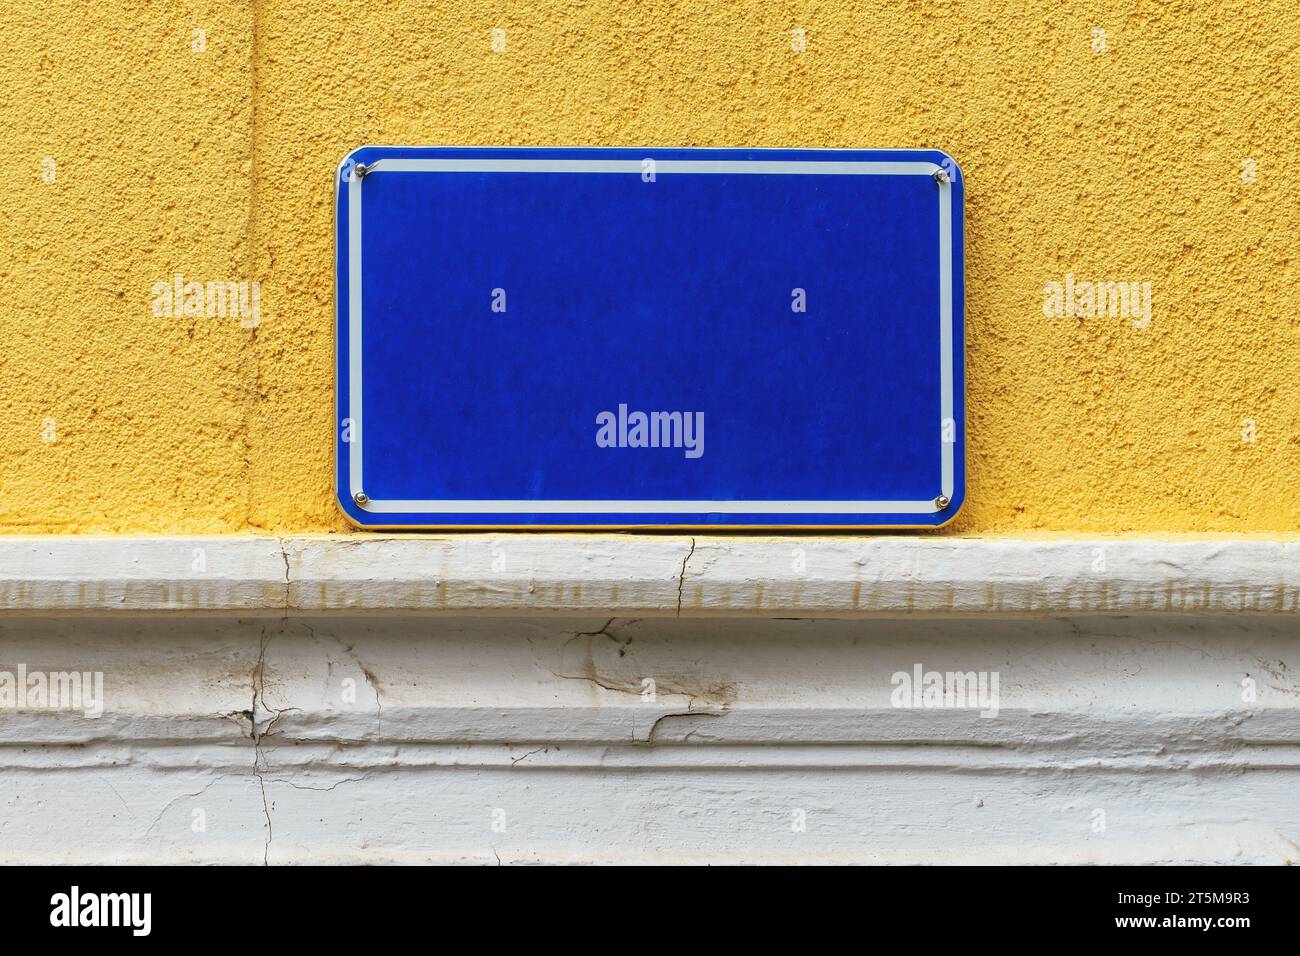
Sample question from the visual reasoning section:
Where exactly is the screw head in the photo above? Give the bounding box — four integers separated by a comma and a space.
353, 491, 369, 507
353, 162, 368, 180
935, 494, 950, 509
932, 169, 950, 185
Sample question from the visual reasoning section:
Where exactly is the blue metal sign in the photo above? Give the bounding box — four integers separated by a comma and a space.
335, 147, 964, 529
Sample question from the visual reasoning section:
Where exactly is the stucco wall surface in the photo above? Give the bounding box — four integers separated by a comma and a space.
2, 1, 1298, 534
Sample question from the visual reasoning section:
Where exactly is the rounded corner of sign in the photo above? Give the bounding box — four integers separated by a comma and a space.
927, 149, 964, 188
336, 145, 389, 188
931, 490, 966, 529
337, 145, 371, 173
334, 488, 373, 529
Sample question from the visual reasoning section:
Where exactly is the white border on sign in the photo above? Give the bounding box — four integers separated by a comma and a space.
346, 156, 954, 515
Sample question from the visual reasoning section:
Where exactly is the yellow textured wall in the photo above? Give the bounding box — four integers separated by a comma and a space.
2, 1, 1298, 534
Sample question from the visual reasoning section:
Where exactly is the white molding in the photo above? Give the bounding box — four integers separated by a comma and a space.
0, 614, 1296, 864
0, 535, 1297, 616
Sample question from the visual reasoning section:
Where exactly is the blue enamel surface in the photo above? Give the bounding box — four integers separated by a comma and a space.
335, 147, 964, 528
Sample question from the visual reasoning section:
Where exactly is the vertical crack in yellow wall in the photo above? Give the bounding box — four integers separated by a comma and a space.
2, 1, 1299, 534
242, 0, 266, 530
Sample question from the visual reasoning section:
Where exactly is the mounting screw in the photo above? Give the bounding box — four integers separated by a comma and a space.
353, 491, 369, 507
935, 494, 950, 509
932, 168, 950, 185
353, 162, 369, 180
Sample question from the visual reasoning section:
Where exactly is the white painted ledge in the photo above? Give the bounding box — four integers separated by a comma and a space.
2, 613, 1299, 864
1, 535, 1297, 616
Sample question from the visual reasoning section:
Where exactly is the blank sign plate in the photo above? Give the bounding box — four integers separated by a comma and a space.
335, 147, 965, 529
